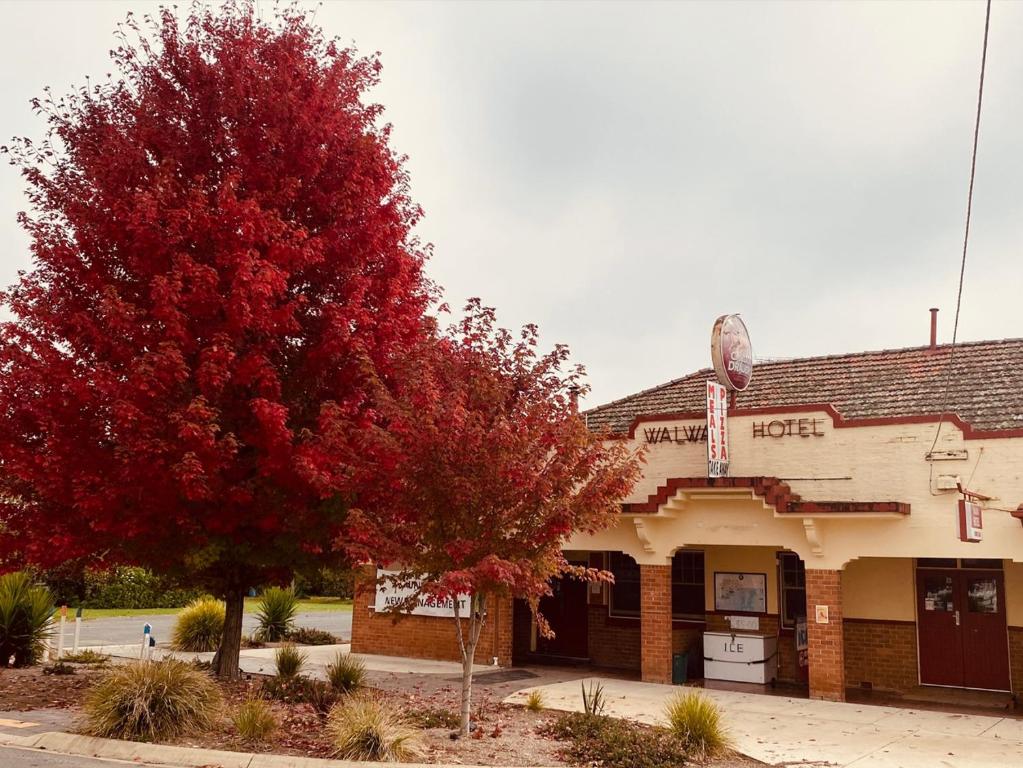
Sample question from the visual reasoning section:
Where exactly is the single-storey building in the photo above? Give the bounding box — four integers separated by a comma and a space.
352, 326, 1023, 703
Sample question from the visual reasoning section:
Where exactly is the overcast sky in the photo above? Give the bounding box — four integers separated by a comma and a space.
2, 1, 1021, 407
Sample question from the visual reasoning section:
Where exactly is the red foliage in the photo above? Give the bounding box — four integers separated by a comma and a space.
0, 4, 430, 592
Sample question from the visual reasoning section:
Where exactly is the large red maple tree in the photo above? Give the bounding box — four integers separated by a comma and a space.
350, 301, 641, 736
0, 4, 430, 677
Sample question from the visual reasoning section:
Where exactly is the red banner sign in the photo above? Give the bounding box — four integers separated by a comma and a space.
706, 381, 729, 477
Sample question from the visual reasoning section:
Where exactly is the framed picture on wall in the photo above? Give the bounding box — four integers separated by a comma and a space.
714, 572, 767, 613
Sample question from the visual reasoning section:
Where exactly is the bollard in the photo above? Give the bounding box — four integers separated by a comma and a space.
73, 607, 83, 653
140, 622, 152, 660
56, 605, 68, 659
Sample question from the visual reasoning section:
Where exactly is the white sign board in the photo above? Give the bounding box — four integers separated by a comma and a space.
373, 569, 470, 618
706, 381, 729, 477
957, 499, 983, 543
728, 615, 760, 631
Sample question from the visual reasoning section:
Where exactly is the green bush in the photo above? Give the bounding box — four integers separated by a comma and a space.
261, 674, 336, 715
83, 659, 222, 741
525, 689, 545, 712
0, 571, 55, 667
62, 649, 110, 665
83, 567, 200, 609
172, 597, 225, 652
326, 696, 421, 761
663, 690, 730, 758
294, 567, 355, 599
325, 651, 365, 694
407, 706, 460, 730
543, 712, 690, 768
274, 643, 306, 678
255, 587, 297, 641
286, 626, 337, 645
232, 698, 276, 743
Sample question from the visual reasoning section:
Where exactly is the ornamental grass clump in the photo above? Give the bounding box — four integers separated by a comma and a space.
172, 596, 225, 652
0, 571, 55, 667
325, 650, 365, 694
83, 659, 222, 741
274, 642, 306, 678
232, 697, 277, 743
663, 690, 731, 759
326, 696, 421, 761
525, 689, 545, 712
255, 587, 298, 641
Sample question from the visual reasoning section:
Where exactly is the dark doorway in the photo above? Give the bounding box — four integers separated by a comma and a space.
916, 567, 1010, 691
534, 573, 589, 660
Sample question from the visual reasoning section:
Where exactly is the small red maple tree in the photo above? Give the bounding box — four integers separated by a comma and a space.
350, 301, 641, 736
0, 4, 430, 678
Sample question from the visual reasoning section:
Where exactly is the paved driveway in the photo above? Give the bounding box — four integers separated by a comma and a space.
73, 610, 351, 648
506, 676, 1023, 768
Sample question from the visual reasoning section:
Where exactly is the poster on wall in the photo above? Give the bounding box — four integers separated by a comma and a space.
373, 569, 470, 618
713, 572, 767, 613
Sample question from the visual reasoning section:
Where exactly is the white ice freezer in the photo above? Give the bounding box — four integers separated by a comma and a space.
702, 631, 778, 684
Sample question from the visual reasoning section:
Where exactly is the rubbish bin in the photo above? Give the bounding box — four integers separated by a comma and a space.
672, 652, 688, 685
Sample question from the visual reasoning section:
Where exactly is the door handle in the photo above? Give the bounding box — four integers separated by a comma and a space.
954, 610, 960, 627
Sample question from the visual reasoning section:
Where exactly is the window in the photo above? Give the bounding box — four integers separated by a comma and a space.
778, 552, 806, 629
672, 550, 705, 620
609, 552, 640, 617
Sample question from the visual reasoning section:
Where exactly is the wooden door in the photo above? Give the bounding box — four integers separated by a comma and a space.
917, 569, 964, 687
960, 571, 1010, 691
535, 575, 589, 659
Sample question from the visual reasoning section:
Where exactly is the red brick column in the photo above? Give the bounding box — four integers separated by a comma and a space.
806, 569, 846, 701
640, 564, 672, 684
490, 596, 514, 666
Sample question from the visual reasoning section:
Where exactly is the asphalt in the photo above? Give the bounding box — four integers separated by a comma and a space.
72, 610, 352, 648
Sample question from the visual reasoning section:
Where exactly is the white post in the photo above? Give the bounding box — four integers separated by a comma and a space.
56, 606, 67, 659
73, 607, 83, 653
140, 623, 152, 660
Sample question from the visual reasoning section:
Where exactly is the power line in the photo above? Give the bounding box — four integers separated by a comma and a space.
928, 0, 992, 459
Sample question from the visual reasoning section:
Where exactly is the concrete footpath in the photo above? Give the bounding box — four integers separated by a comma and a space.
504, 676, 1023, 767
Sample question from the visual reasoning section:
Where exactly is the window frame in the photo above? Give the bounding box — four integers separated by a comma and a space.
778, 551, 806, 630
671, 549, 706, 621
608, 551, 641, 619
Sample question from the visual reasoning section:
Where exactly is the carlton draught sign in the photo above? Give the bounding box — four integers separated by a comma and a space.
711, 314, 753, 391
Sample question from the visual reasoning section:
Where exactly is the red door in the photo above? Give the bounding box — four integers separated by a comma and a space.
535, 575, 589, 659
917, 569, 1010, 690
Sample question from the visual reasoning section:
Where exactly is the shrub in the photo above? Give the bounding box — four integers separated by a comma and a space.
543, 712, 690, 768
83, 659, 222, 741
326, 696, 421, 761
663, 690, 730, 758
232, 698, 277, 743
43, 661, 76, 675
255, 587, 298, 642
0, 571, 55, 667
261, 674, 336, 714
62, 649, 109, 665
294, 567, 355, 599
172, 597, 225, 652
525, 689, 545, 712
581, 680, 606, 716
408, 706, 460, 730
286, 626, 337, 645
274, 643, 306, 678
325, 651, 365, 694
83, 567, 200, 609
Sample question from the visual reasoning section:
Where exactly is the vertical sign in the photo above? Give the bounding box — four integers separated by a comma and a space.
706, 381, 729, 477
957, 499, 983, 542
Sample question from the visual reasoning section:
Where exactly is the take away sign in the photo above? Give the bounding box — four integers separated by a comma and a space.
706, 381, 729, 477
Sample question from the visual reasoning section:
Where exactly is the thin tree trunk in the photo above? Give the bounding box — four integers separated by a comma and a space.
214, 585, 245, 680
454, 593, 486, 738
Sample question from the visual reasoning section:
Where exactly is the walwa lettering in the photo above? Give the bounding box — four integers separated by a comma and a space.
642, 425, 707, 445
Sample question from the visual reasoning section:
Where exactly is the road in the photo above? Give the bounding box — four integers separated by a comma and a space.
74, 610, 352, 647
0, 746, 176, 767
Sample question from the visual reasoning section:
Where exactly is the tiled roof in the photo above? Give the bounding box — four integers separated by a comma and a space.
585, 338, 1023, 436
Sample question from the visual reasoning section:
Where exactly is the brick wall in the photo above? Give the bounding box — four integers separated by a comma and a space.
640, 564, 672, 683
806, 569, 845, 701
1010, 626, 1023, 696
843, 619, 918, 693
350, 568, 512, 666
588, 606, 642, 670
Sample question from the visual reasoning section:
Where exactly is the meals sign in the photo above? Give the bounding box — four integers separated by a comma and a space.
373, 569, 470, 618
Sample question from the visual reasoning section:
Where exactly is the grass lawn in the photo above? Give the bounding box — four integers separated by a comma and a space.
80, 596, 352, 620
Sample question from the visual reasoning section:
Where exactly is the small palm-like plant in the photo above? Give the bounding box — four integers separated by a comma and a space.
83, 659, 222, 740
663, 690, 731, 758
326, 695, 421, 761
274, 642, 306, 678
581, 680, 606, 716
0, 571, 55, 667
325, 651, 365, 694
172, 596, 225, 652
255, 587, 298, 642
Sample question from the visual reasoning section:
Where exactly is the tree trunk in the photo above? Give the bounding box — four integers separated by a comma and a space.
454, 593, 486, 738
214, 585, 245, 680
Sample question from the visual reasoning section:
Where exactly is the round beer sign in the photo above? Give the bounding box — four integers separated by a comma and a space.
711, 314, 753, 391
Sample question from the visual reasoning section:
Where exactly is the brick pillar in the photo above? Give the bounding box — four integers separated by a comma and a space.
640, 564, 672, 684
806, 568, 845, 701
490, 595, 514, 666
349, 564, 377, 655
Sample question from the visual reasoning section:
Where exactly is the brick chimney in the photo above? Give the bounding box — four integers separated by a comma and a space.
929, 308, 939, 350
